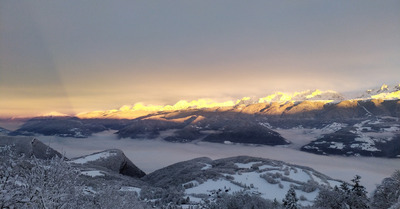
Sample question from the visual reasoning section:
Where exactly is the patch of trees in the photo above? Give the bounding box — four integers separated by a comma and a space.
200, 172, 400, 209
204, 191, 283, 209
314, 173, 400, 209
1, 144, 399, 209
314, 175, 369, 209
371, 170, 400, 209
0, 145, 151, 209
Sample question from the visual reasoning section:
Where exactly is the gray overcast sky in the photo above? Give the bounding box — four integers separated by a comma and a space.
0, 1, 399, 116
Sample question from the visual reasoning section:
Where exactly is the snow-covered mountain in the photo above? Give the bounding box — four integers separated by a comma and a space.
6, 83, 400, 158
9, 96, 400, 158
258, 89, 344, 103
354, 84, 400, 100
76, 83, 399, 120
71, 149, 146, 178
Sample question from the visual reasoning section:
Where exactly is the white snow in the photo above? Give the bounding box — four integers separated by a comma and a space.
359, 105, 373, 116
383, 126, 400, 132
329, 142, 345, 150
201, 163, 212, 170
83, 186, 97, 194
327, 180, 342, 188
71, 151, 117, 164
224, 167, 333, 206
342, 119, 400, 152
350, 141, 380, 152
185, 195, 202, 203
185, 179, 243, 195
258, 164, 279, 170
297, 189, 319, 204
235, 162, 261, 169
185, 169, 318, 206
285, 169, 312, 182
322, 123, 347, 132
259, 122, 272, 129
310, 173, 327, 186
235, 171, 288, 199
354, 120, 370, 128
81, 170, 104, 177
183, 180, 200, 188
119, 186, 141, 194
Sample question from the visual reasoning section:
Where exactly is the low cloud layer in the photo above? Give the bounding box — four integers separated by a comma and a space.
39, 131, 399, 193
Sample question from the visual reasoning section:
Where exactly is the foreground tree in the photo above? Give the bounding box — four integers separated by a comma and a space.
349, 175, 369, 209
314, 186, 347, 209
0, 145, 151, 209
314, 175, 369, 209
0, 145, 81, 208
283, 187, 299, 209
204, 191, 282, 209
371, 170, 400, 209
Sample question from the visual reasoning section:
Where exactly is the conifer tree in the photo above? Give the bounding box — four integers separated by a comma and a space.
283, 187, 298, 209
349, 175, 369, 209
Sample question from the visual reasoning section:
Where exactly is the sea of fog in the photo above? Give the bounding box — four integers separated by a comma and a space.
38, 131, 399, 193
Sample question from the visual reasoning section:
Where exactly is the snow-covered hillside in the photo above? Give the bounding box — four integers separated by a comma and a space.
301, 117, 400, 157
183, 160, 341, 206
143, 156, 342, 207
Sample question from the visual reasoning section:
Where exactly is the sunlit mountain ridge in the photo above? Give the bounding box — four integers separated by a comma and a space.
75, 84, 400, 119
40, 111, 70, 117
8, 84, 400, 157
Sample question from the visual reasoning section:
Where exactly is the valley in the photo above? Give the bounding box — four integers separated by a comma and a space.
1, 84, 399, 208
35, 131, 398, 193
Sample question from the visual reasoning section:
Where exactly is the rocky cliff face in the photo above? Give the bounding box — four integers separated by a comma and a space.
71, 149, 146, 178
0, 136, 63, 159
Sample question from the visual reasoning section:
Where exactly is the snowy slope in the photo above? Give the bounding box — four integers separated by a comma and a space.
143, 156, 342, 207
71, 151, 117, 164
302, 117, 400, 157
352, 84, 400, 100
183, 161, 339, 206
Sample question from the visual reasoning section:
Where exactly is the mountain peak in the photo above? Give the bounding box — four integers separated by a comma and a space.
360, 83, 400, 100
380, 84, 389, 91
75, 84, 400, 119
258, 89, 343, 103
40, 111, 70, 117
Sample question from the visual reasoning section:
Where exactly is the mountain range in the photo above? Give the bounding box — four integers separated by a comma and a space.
73, 84, 399, 120
4, 84, 400, 158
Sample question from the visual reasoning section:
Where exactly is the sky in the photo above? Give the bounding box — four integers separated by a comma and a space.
1, 1, 399, 117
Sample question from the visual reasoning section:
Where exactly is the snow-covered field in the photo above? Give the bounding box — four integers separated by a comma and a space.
71, 151, 117, 164
39, 131, 400, 193
183, 160, 338, 206
81, 170, 105, 177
